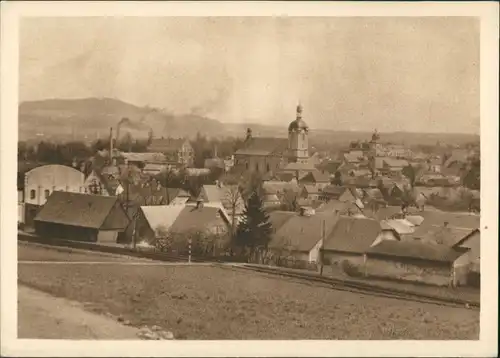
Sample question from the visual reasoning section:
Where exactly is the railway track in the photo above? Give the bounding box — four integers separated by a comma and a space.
227, 264, 480, 310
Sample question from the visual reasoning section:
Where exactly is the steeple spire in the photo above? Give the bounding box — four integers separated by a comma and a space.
296, 102, 302, 120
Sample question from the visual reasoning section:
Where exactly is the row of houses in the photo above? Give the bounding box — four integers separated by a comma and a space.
27, 178, 480, 288
266, 205, 480, 287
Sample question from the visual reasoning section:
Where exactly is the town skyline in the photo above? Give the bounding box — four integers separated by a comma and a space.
20, 17, 479, 134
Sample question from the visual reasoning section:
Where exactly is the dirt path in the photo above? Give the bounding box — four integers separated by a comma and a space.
18, 285, 141, 339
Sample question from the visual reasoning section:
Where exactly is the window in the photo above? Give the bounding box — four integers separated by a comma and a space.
245, 162, 249, 170
44, 189, 50, 199
267, 163, 270, 172
30, 189, 36, 200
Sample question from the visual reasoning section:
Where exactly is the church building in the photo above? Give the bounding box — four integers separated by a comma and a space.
234, 104, 316, 176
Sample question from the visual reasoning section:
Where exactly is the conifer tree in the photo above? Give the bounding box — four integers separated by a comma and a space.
236, 190, 272, 260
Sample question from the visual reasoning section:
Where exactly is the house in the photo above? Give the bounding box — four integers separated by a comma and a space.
316, 159, 342, 176
142, 163, 168, 176
298, 170, 330, 189
21, 164, 86, 206
147, 138, 194, 167
361, 188, 386, 205
120, 183, 190, 207
364, 240, 469, 287
322, 216, 381, 266
19, 164, 86, 226
301, 184, 323, 201
268, 209, 339, 263
319, 185, 357, 202
197, 183, 245, 224
427, 157, 442, 173
382, 158, 409, 174
120, 152, 167, 168
262, 180, 300, 198
343, 151, 364, 166
84, 169, 122, 196
135, 203, 230, 248
452, 229, 480, 286
34, 192, 130, 243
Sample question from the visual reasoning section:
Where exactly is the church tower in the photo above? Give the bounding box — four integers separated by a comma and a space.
288, 104, 309, 163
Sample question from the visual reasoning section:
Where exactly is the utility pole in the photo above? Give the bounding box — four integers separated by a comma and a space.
320, 219, 325, 276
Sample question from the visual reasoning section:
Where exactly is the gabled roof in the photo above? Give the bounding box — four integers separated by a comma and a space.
268, 211, 296, 233
323, 216, 381, 254
380, 219, 415, 235
302, 184, 322, 195
321, 185, 347, 198
169, 205, 228, 234
299, 170, 330, 183
453, 229, 480, 250
269, 212, 339, 252
34, 191, 128, 229
262, 181, 300, 195
414, 210, 480, 231
235, 137, 288, 156
367, 240, 469, 263
140, 205, 186, 236
417, 225, 475, 246
363, 188, 385, 201
405, 215, 424, 226
200, 184, 245, 215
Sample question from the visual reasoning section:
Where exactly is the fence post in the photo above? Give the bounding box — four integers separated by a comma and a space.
188, 237, 192, 264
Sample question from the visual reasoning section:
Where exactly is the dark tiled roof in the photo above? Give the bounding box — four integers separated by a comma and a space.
418, 225, 474, 246
367, 240, 469, 263
268, 211, 296, 233
270, 212, 339, 252
235, 137, 289, 156
323, 216, 381, 254
299, 170, 330, 183
34, 191, 128, 229
321, 185, 347, 198
169, 205, 228, 234
120, 184, 181, 206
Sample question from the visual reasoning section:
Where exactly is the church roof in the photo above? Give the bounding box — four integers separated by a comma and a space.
235, 137, 289, 156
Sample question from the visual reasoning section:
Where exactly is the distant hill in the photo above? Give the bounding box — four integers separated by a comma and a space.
18, 97, 480, 147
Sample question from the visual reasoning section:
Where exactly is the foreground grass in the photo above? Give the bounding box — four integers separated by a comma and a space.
18, 243, 148, 262
18, 252, 479, 340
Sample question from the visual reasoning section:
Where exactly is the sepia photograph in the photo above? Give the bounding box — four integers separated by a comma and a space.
1, 1, 498, 357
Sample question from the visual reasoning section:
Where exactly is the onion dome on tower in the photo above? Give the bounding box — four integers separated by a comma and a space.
288, 103, 309, 133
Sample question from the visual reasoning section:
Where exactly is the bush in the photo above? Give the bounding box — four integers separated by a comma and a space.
341, 260, 363, 277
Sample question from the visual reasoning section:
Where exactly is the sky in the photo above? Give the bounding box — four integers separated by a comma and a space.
19, 17, 479, 133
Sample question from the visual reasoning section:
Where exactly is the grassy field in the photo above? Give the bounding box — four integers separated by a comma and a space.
18, 245, 479, 340
18, 243, 149, 262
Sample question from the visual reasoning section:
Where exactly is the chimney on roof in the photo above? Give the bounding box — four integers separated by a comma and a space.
246, 128, 252, 141
444, 221, 449, 228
